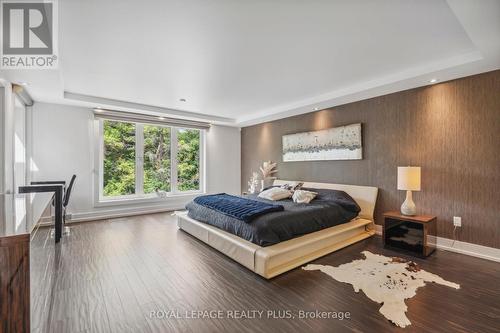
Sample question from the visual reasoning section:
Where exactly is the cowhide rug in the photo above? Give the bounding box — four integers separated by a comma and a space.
303, 251, 460, 328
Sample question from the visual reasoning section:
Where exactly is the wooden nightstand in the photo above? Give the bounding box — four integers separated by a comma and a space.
383, 211, 437, 257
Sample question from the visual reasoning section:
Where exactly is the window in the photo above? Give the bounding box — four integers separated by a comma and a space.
143, 125, 171, 193
103, 120, 136, 196
176, 128, 200, 191
97, 119, 204, 202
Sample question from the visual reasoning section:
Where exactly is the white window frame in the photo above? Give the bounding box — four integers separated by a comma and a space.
93, 119, 205, 207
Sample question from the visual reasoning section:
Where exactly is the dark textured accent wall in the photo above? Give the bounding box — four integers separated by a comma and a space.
241, 70, 500, 249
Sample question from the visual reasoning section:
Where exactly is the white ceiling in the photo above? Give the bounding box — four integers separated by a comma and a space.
1, 0, 499, 126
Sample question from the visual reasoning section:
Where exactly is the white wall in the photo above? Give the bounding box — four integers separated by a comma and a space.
1, 82, 33, 194
206, 124, 241, 195
0, 83, 15, 193
0, 86, 4, 193
31, 102, 241, 221
13, 97, 27, 191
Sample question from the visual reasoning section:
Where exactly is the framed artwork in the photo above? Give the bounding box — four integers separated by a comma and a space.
282, 123, 362, 161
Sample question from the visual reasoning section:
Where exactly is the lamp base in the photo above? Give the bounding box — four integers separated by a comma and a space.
401, 190, 416, 216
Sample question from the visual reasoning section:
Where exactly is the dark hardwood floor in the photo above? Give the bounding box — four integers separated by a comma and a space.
30, 212, 500, 333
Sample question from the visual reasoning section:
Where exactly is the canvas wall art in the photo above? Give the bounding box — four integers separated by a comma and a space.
282, 123, 362, 161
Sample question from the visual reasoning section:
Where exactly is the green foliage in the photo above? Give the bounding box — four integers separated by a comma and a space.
144, 125, 171, 193
103, 121, 200, 196
103, 121, 136, 196
177, 129, 200, 191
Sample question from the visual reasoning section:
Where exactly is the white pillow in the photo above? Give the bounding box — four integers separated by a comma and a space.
292, 190, 317, 204
258, 187, 292, 201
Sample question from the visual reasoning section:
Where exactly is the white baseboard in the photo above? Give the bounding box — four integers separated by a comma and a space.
39, 204, 186, 226
374, 225, 500, 263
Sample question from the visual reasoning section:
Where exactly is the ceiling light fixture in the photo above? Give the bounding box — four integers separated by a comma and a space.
158, 116, 165, 120
179, 98, 186, 102
313, 107, 319, 111
429, 78, 438, 84
94, 107, 103, 112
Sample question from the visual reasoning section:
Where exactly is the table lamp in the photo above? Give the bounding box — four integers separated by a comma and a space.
397, 166, 421, 216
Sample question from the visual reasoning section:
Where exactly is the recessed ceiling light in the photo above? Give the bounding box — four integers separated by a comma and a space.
313, 107, 319, 111
179, 98, 186, 102
429, 78, 438, 84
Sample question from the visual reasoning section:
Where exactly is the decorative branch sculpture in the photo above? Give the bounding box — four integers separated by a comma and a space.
260, 161, 278, 179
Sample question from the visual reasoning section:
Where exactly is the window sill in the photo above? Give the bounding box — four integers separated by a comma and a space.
94, 191, 204, 208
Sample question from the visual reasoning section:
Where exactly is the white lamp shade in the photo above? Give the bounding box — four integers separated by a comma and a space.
397, 167, 421, 191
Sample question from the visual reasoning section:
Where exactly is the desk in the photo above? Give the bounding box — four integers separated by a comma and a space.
19, 184, 64, 243
0, 193, 54, 333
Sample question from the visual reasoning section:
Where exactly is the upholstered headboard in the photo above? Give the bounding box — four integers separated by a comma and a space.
274, 179, 378, 221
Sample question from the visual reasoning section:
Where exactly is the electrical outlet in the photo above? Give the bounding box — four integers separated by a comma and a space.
453, 216, 462, 227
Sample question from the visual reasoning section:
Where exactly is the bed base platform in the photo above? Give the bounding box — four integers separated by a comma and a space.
177, 180, 378, 279
177, 213, 375, 279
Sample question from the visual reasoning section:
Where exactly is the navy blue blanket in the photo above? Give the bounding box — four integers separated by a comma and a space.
193, 193, 284, 223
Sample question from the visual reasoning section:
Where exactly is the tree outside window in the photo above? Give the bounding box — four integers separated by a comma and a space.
101, 120, 202, 198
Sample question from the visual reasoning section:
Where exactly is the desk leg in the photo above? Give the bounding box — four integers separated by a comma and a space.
54, 187, 63, 243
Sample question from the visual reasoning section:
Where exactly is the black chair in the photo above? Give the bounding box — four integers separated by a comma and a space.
31, 174, 76, 226
63, 175, 77, 224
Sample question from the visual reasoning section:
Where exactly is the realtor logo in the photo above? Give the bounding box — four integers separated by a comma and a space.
1, 0, 58, 69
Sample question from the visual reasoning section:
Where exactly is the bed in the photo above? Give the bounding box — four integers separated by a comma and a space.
176, 180, 378, 279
